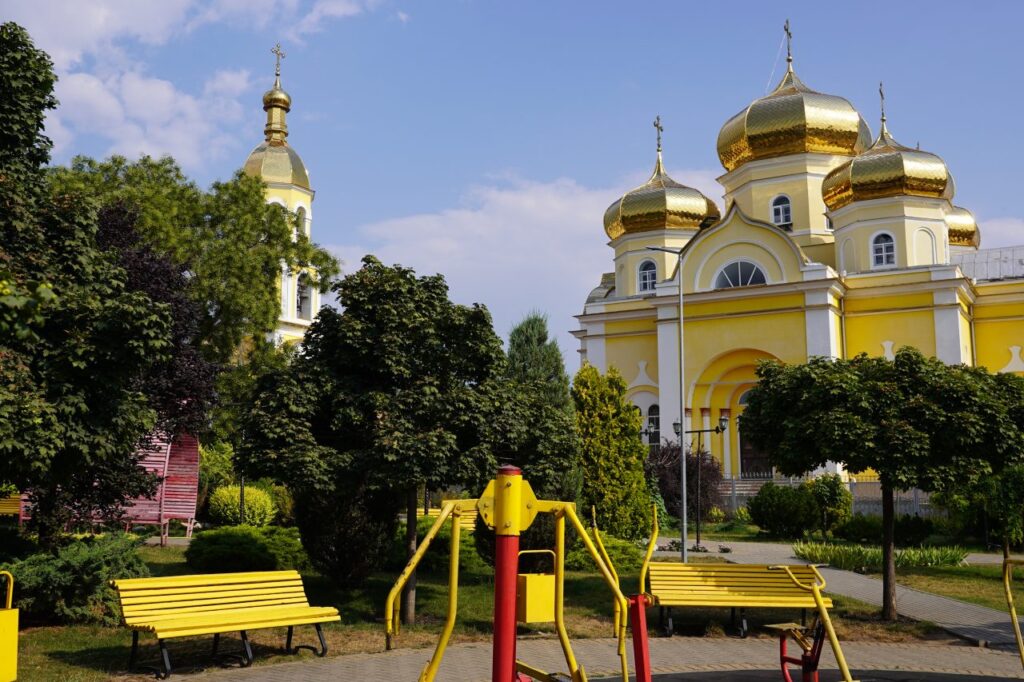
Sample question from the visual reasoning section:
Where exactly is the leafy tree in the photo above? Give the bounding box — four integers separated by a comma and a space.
740, 348, 1024, 619
239, 256, 511, 622
646, 441, 723, 526
0, 22, 173, 545
48, 155, 339, 364
474, 314, 581, 568
571, 364, 652, 541
806, 474, 852, 537
747, 481, 819, 539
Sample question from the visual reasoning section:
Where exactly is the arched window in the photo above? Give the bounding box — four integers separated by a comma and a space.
647, 405, 660, 445
295, 207, 307, 239
872, 233, 896, 267
638, 260, 657, 292
295, 273, 312, 320
771, 196, 792, 230
714, 261, 767, 289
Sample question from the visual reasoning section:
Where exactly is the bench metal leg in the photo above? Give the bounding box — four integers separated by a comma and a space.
738, 609, 748, 639
666, 607, 674, 637
129, 631, 139, 671
239, 631, 254, 667
211, 632, 220, 658
158, 640, 172, 679
287, 623, 328, 657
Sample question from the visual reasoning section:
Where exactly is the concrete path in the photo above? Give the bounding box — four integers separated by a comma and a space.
195, 637, 1024, 681
657, 538, 1020, 647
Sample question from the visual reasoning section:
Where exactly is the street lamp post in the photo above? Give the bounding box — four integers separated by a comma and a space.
649, 245, 687, 562
686, 416, 729, 550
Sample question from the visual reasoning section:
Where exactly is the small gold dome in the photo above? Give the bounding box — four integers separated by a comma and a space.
946, 206, 980, 248
717, 68, 872, 172
822, 121, 953, 212
243, 142, 310, 190
262, 85, 291, 111
603, 152, 720, 240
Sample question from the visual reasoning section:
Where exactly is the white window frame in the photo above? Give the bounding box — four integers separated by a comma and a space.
713, 259, 769, 289
870, 231, 897, 269
637, 259, 657, 293
771, 195, 793, 230
646, 404, 660, 445
295, 273, 312, 320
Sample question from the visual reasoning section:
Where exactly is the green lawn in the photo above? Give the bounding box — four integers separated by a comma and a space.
876, 564, 1014, 613
14, 544, 955, 681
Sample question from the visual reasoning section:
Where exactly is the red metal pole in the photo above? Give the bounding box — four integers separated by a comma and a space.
629, 596, 652, 682
492, 465, 522, 682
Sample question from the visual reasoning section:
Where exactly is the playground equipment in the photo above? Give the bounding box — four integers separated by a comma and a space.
1005, 557, 1024, 671
1, 571, 17, 682
385, 465, 637, 682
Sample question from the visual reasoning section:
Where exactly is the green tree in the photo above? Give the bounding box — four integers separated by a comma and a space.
0, 23, 174, 545
239, 256, 511, 622
507, 312, 571, 410
571, 364, 652, 541
740, 348, 1024, 619
805, 474, 852, 537
48, 155, 339, 364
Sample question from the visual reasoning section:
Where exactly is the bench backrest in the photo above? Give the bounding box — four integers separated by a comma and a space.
647, 563, 823, 600
111, 571, 310, 625
0, 495, 19, 517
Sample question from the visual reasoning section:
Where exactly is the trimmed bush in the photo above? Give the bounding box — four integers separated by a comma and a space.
706, 506, 726, 524
835, 513, 936, 547
208, 485, 277, 527
1, 533, 149, 625
792, 541, 967, 572
566, 531, 643, 573
399, 515, 490, 576
185, 525, 309, 573
733, 506, 751, 524
748, 482, 817, 539
805, 475, 852, 536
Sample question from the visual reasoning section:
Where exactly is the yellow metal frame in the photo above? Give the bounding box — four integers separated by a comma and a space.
1, 570, 17, 682
1003, 558, 1024, 671
384, 480, 631, 682
769, 565, 858, 682
639, 505, 659, 599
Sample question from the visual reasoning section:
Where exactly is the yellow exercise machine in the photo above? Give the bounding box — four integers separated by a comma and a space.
1004, 557, 1024, 671
385, 465, 634, 682
0, 571, 17, 682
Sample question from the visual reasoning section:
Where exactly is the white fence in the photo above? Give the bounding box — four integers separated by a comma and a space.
719, 476, 937, 518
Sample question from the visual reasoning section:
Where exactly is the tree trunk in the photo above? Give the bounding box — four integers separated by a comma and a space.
881, 485, 897, 621
401, 486, 418, 626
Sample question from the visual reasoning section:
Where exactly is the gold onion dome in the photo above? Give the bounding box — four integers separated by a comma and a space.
717, 23, 871, 172
603, 148, 721, 241
822, 88, 953, 212
946, 206, 980, 248
243, 43, 311, 190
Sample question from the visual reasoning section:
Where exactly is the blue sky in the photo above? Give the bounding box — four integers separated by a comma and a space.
9, 1, 1024, 360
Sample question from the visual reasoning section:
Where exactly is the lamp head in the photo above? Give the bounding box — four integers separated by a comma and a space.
673, 421, 681, 436
717, 415, 729, 432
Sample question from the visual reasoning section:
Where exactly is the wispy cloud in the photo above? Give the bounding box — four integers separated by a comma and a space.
287, 0, 375, 41
395, 10, 411, 24
978, 217, 1024, 249
325, 169, 718, 359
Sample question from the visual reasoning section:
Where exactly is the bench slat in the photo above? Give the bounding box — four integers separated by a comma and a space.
122, 591, 310, 614
113, 570, 301, 590
116, 579, 304, 601
646, 563, 831, 610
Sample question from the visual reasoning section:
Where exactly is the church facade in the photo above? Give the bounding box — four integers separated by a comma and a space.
243, 45, 319, 345
573, 42, 1024, 479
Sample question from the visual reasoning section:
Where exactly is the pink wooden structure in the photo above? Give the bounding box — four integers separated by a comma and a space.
3, 434, 200, 546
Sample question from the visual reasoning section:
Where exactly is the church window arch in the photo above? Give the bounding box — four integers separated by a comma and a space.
714, 260, 767, 289
295, 206, 307, 239
871, 232, 896, 268
646, 404, 660, 445
771, 195, 793, 230
638, 259, 657, 292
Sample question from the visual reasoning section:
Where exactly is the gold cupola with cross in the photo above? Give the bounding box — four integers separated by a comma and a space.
243, 43, 318, 345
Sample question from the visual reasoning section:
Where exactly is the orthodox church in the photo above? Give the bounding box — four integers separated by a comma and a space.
243, 45, 319, 345
573, 30, 1024, 479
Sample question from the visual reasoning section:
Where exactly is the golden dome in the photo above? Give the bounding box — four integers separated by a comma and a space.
242, 43, 310, 190
946, 206, 980, 248
821, 119, 953, 212
603, 150, 720, 240
243, 142, 310, 189
717, 67, 872, 172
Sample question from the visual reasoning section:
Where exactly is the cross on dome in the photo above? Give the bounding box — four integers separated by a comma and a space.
653, 115, 663, 153
272, 43, 286, 77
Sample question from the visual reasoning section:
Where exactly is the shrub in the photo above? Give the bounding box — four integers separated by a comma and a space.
805, 475, 852, 536
401, 515, 489, 576
208, 485, 276, 527
792, 541, 967, 572
0, 526, 37, 564
835, 513, 936, 547
185, 525, 309, 573
647, 442, 723, 525
198, 441, 235, 514
706, 506, 726, 524
748, 482, 817, 539
1, 533, 149, 625
566, 531, 643, 573
733, 506, 752, 524
251, 479, 295, 526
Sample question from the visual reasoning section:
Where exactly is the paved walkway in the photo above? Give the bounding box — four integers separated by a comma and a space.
196, 637, 1024, 680
657, 539, 1020, 647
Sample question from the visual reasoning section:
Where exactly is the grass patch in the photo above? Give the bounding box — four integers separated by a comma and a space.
793, 542, 967, 572
872, 564, 1013, 612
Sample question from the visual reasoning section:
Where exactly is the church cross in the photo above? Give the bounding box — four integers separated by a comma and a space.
653, 115, 663, 153
784, 19, 792, 65
879, 81, 886, 123
272, 43, 286, 77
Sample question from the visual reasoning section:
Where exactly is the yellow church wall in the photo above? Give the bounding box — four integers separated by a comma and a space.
845, 310, 936, 358
974, 319, 1024, 374
843, 292, 933, 313
606, 333, 659, 389
959, 310, 974, 365
612, 232, 693, 297
685, 293, 805, 319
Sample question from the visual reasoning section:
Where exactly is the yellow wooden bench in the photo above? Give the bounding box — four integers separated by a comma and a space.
0, 494, 20, 519
643, 562, 832, 636
111, 570, 340, 678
